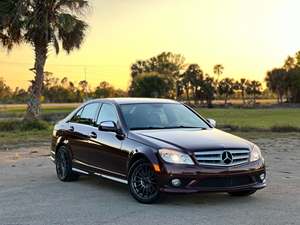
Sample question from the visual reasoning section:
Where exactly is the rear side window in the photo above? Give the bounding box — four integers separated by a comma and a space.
71, 107, 83, 123
96, 104, 118, 125
71, 103, 100, 126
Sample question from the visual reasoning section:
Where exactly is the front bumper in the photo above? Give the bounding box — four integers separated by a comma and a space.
157, 159, 266, 193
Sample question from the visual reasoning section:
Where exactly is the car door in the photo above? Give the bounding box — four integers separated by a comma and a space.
88, 103, 127, 176
67, 102, 101, 164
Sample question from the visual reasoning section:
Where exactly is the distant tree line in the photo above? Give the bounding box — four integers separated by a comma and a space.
129, 52, 266, 107
1, 51, 300, 106
266, 51, 300, 103
0, 73, 127, 104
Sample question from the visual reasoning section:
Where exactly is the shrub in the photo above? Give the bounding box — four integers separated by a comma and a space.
40, 112, 68, 122
0, 120, 50, 132
271, 125, 300, 132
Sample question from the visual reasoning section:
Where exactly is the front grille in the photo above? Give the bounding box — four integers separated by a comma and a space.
191, 175, 254, 188
194, 149, 250, 167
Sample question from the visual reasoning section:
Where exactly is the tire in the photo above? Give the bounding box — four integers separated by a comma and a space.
55, 146, 80, 182
228, 190, 256, 197
128, 159, 160, 204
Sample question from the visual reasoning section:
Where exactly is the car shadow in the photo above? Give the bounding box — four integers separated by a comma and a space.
75, 175, 262, 206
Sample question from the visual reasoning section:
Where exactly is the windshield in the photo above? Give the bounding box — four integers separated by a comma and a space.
119, 103, 210, 130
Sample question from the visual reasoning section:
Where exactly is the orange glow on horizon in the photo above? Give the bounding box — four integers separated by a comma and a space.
1, 0, 300, 90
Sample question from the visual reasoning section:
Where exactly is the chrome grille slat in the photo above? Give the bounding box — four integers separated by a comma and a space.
194, 149, 250, 167
232, 155, 249, 160
197, 156, 221, 161
195, 151, 223, 155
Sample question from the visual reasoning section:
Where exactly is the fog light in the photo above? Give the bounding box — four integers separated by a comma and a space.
171, 178, 181, 187
260, 173, 265, 181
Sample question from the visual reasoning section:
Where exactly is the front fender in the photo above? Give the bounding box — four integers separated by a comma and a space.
124, 139, 160, 173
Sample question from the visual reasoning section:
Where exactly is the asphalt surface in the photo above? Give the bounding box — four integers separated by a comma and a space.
0, 135, 300, 225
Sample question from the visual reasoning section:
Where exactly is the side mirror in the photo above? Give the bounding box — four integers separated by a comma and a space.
99, 121, 118, 132
207, 118, 216, 127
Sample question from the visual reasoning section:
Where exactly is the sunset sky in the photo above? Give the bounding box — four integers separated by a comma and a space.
1, 0, 300, 90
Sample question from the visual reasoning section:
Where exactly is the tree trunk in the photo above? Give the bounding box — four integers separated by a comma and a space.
24, 43, 47, 121
193, 87, 198, 105
242, 90, 246, 105
207, 98, 213, 108
224, 95, 228, 105
185, 86, 190, 103
253, 94, 256, 105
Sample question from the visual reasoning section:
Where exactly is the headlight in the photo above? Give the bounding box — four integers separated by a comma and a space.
250, 145, 263, 162
158, 149, 194, 165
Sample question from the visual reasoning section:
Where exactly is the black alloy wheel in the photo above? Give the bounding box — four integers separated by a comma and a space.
55, 146, 80, 182
129, 160, 160, 204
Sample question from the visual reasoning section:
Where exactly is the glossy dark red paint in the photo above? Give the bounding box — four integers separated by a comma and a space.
51, 98, 266, 195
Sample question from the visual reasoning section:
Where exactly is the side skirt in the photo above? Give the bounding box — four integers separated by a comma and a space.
72, 167, 128, 184
94, 173, 128, 184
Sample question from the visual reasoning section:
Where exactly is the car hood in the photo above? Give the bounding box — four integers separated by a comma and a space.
130, 128, 253, 152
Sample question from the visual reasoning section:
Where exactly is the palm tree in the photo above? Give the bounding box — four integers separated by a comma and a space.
246, 80, 262, 105
265, 68, 287, 103
218, 78, 235, 105
235, 78, 248, 105
197, 75, 215, 108
0, 0, 89, 120
283, 56, 295, 71
181, 64, 203, 103
213, 64, 224, 83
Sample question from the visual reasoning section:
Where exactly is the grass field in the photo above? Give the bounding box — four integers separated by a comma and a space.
0, 104, 300, 129
0, 129, 52, 149
0, 104, 300, 148
197, 108, 300, 130
0, 103, 77, 116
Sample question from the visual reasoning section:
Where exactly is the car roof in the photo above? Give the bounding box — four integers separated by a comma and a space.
87, 98, 178, 105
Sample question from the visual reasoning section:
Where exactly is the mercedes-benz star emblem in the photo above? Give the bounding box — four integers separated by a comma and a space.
222, 151, 233, 164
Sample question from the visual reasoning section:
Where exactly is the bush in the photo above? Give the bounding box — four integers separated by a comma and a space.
0, 120, 50, 132
219, 124, 300, 132
271, 125, 300, 132
40, 112, 68, 122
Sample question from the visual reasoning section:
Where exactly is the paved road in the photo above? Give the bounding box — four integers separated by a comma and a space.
0, 135, 300, 225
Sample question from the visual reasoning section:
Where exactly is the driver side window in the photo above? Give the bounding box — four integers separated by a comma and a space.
97, 103, 118, 125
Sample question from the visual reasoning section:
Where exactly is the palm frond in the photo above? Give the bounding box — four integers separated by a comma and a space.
51, 31, 60, 54
0, 0, 27, 50
55, 0, 89, 13
57, 14, 87, 53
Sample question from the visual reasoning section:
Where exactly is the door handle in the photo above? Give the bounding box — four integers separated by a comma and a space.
90, 132, 97, 139
69, 126, 74, 132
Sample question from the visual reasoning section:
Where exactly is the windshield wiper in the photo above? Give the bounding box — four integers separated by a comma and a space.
164, 126, 207, 129
130, 126, 166, 130
130, 126, 206, 130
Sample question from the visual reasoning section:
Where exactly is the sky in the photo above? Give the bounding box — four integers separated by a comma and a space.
1, 0, 300, 90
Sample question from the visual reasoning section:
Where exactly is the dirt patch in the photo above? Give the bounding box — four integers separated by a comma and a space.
0, 145, 50, 165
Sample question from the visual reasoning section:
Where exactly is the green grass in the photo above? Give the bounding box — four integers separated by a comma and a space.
0, 120, 50, 131
0, 106, 300, 148
0, 105, 76, 122
197, 108, 300, 130
0, 120, 53, 149
0, 107, 75, 116
0, 107, 299, 148
0, 129, 52, 149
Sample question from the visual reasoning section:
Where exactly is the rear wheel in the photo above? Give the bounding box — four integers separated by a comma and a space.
128, 160, 160, 204
55, 146, 80, 182
228, 190, 256, 197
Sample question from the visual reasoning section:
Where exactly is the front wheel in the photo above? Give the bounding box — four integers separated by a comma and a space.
228, 190, 256, 197
128, 160, 160, 204
55, 146, 80, 182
